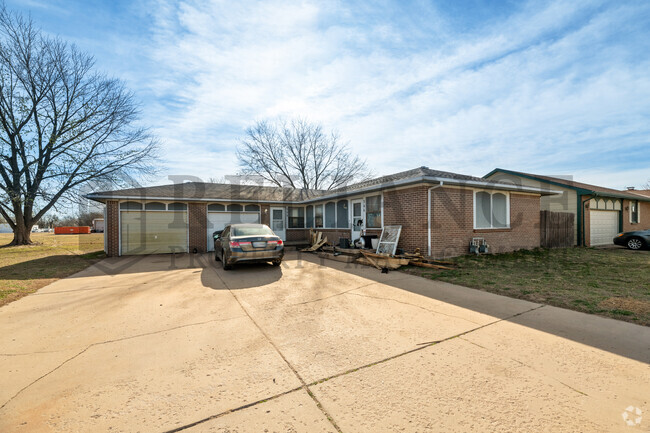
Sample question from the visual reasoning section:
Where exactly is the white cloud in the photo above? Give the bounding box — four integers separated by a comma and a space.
124, 0, 650, 190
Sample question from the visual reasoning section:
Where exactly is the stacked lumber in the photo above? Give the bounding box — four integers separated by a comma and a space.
353, 247, 456, 271
301, 229, 328, 252
357, 251, 410, 270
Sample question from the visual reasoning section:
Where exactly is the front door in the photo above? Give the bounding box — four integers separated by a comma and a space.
351, 199, 364, 241
270, 207, 286, 241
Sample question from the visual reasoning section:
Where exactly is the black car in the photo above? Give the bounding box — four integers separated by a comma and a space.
613, 230, 650, 250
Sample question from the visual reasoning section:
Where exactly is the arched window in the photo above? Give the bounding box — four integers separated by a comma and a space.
325, 202, 336, 228
168, 203, 187, 211
120, 201, 142, 210
244, 204, 260, 212
227, 204, 243, 212
474, 191, 509, 229
145, 202, 166, 210
337, 200, 349, 228
208, 203, 225, 212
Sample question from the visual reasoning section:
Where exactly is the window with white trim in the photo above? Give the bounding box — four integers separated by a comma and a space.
325, 202, 336, 228
630, 200, 639, 224
475, 191, 509, 229
366, 195, 381, 228
288, 207, 305, 228
306, 205, 314, 228
314, 204, 323, 228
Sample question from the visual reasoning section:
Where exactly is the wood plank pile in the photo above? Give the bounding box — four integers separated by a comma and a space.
300, 229, 328, 252
301, 233, 456, 272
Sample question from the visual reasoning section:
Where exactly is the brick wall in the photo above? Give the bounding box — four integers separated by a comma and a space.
383, 186, 429, 253
287, 228, 351, 244
106, 200, 119, 257
188, 202, 207, 253
430, 187, 540, 258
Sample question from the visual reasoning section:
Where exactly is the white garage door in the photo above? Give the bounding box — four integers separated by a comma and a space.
207, 212, 260, 251
121, 211, 188, 255
590, 210, 619, 246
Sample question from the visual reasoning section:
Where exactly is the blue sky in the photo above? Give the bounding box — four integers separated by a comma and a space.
10, 0, 650, 189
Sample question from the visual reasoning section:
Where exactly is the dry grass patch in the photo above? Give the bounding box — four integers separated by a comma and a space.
402, 247, 650, 326
0, 232, 105, 307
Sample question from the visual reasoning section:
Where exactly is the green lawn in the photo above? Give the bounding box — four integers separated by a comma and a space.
0, 232, 105, 307
402, 247, 650, 326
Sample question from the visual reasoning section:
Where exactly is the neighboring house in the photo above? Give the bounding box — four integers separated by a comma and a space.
485, 169, 650, 246
624, 188, 650, 198
86, 167, 557, 258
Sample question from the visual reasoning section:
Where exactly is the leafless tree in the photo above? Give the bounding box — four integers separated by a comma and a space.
237, 118, 370, 191
0, 7, 157, 245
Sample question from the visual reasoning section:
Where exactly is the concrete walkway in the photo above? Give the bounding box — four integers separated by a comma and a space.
0, 251, 648, 432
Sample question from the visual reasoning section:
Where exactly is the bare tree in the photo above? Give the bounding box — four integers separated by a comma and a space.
237, 118, 370, 191
0, 7, 157, 245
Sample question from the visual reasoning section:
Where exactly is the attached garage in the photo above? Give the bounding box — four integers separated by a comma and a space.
120, 201, 188, 255
206, 203, 261, 251
589, 210, 619, 246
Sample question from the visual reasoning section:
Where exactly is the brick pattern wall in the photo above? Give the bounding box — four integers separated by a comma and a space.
287, 228, 351, 244
106, 200, 119, 257
622, 199, 650, 232
188, 202, 207, 253
430, 188, 540, 258
383, 186, 429, 253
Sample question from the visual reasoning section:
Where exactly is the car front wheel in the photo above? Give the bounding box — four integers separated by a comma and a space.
626, 237, 644, 250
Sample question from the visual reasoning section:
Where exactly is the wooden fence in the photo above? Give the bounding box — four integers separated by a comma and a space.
540, 211, 574, 248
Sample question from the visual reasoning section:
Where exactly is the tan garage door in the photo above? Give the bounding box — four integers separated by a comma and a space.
206, 212, 260, 251
590, 210, 619, 246
121, 211, 188, 255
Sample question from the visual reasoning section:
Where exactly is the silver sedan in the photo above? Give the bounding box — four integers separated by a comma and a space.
214, 224, 284, 270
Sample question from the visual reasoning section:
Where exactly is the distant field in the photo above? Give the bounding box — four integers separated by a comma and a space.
0, 232, 105, 307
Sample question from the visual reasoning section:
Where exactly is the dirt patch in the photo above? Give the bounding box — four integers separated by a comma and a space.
598, 297, 650, 316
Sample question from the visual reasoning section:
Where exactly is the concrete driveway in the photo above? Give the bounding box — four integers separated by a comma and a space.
1, 251, 648, 432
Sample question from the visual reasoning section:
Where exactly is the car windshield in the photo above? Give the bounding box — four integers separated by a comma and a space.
233, 225, 275, 237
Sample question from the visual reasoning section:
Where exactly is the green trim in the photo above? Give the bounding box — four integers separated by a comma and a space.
485, 168, 650, 202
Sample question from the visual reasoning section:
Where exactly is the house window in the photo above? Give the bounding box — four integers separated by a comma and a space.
208, 203, 225, 211
337, 200, 349, 228
245, 204, 260, 212
120, 201, 142, 210
306, 205, 314, 228
145, 202, 166, 210
227, 204, 243, 212
167, 203, 187, 210
325, 202, 336, 228
630, 200, 639, 224
314, 204, 324, 228
475, 191, 509, 229
366, 195, 381, 228
288, 207, 305, 228
168, 203, 187, 211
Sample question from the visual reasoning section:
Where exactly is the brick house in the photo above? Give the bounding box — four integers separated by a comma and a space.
87, 167, 557, 258
485, 169, 650, 246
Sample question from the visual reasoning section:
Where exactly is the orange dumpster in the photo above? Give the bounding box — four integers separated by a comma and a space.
54, 226, 91, 234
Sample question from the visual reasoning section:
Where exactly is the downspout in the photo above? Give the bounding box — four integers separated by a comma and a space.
428, 181, 444, 257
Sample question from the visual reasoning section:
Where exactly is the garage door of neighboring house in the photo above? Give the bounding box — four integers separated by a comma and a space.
206, 204, 261, 252
590, 210, 619, 246
120, 201, 188, 255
